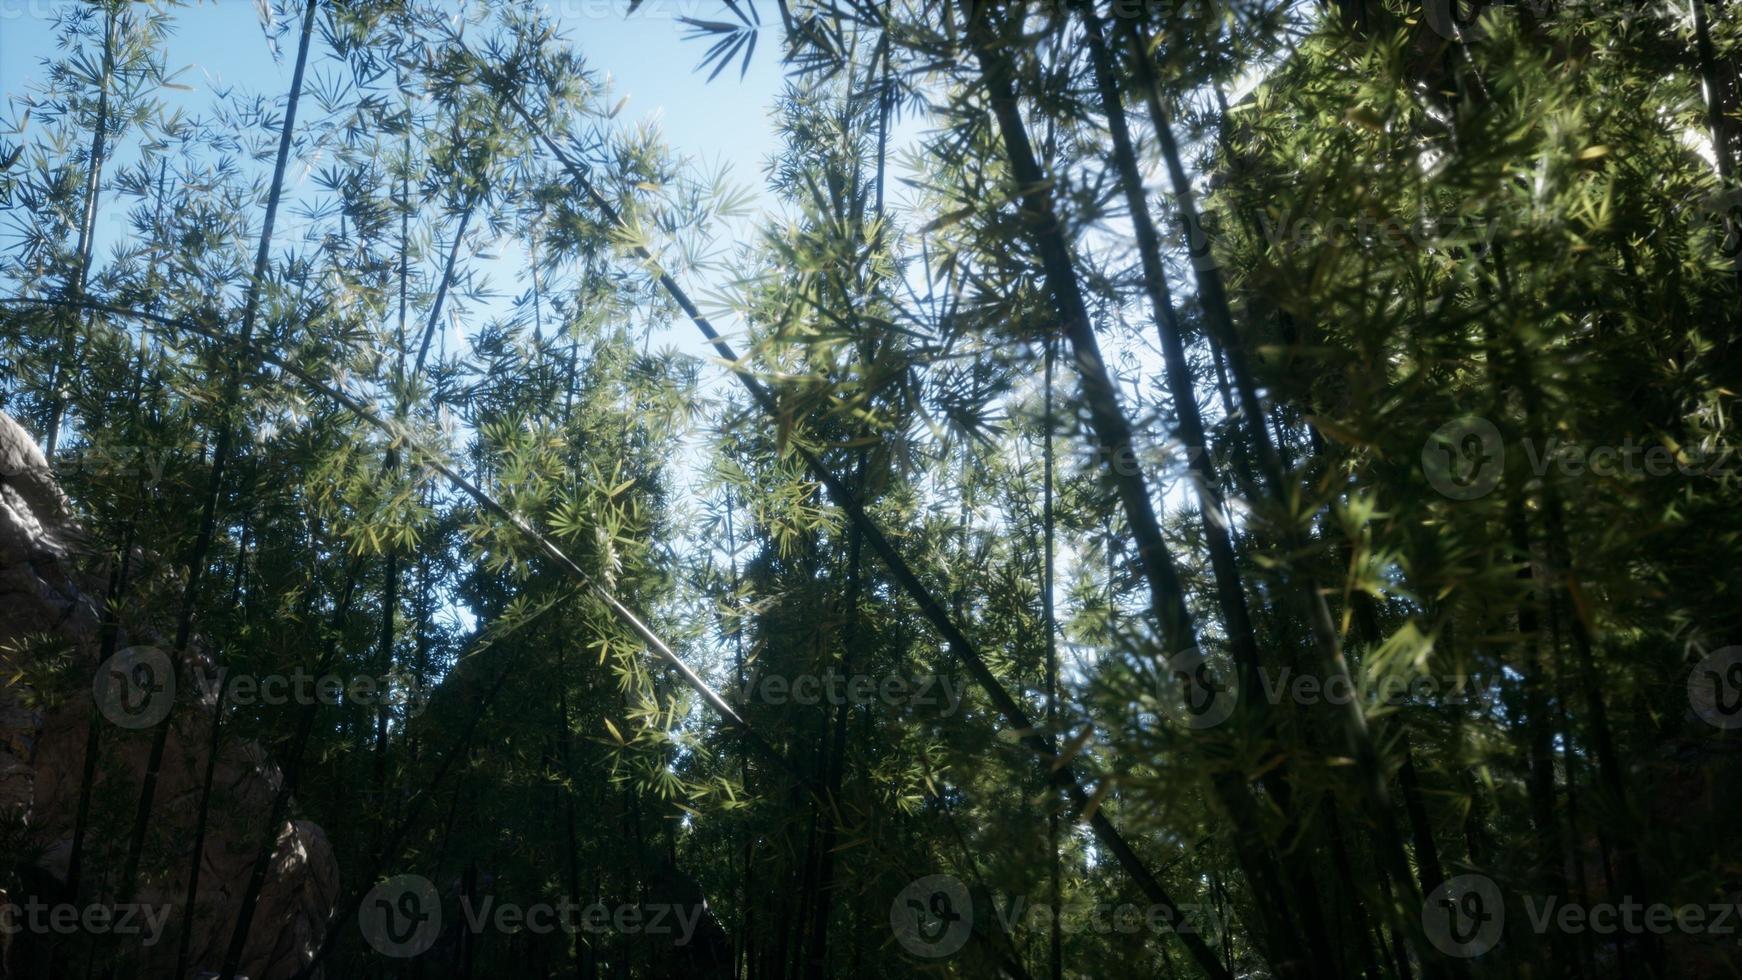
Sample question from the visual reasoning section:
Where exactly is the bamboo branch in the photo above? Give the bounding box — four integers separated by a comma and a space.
477, 52, 1229, 980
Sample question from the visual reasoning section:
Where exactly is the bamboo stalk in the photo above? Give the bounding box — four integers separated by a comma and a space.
117, 0, 319, 910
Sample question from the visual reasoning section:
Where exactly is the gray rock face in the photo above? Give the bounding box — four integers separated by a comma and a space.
0, 410, 337, 979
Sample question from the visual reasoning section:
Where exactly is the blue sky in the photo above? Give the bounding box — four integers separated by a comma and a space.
0, 1, 817, 636
0, 1, 833, 377
0, 1, 790, 192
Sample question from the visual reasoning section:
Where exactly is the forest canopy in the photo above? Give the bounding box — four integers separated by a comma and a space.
0, 0, 1738, 978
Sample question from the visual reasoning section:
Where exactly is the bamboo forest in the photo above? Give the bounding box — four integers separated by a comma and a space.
0, 0, 1737, 977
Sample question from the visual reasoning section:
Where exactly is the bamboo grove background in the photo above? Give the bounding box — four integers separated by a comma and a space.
0, 0, 1739, 977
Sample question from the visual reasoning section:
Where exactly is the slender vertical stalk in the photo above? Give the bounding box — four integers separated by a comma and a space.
412, 192, 480, 379
119, 0, 319, 906
1116, 15, 1283, 491
45, 2, 117, 458
1693, 0, 1737, 181
973, 12, 1306, 975
1078, 0, 1264, 711
498, 85, 1230, 977
172, 681, 227, 976
63, 333, 152, 928
289, 628, 522, 980
556, 642, 587, 980
1098, 18, 1437, 967
1043, 334, 1062, 980
1489, 241, 1658, 974
55, 516, 137, 979
214, 553, 365, 978
725, 491, 752, 980
217, 135, 467, 971
372, 547, 397, 838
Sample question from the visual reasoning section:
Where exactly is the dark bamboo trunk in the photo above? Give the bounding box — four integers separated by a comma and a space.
507, 85, 1230, 979
118, 0, 319, 907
